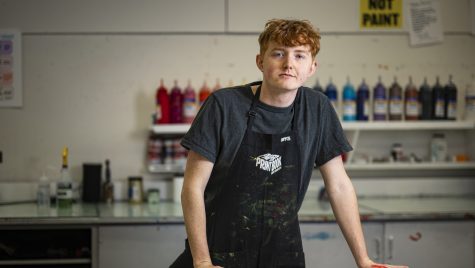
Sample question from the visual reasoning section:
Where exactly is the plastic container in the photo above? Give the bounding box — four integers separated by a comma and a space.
183, 80, 197, 123
419, 77, 432, 120
444, 75, 457, 120
356, 78, 370, 121
373, 76, 387, 121
465, 74, 475, 120
404, 76, 419, 121
37, 173, 50, 208
156, 79, 170, 124
430, 133, 447, 162
170, 80, 183, 123
432, 76, 445, 120
325, 77, 338, 112
388, 77, 403, 121
342, 77, 356, 121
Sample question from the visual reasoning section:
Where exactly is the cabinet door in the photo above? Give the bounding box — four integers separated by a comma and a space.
385, 221, 474, 267
98, 224, 186, 268
300, 222, 384, 267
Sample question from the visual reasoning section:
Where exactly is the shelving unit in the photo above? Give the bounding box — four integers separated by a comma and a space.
149, 121, 475, 173
151, 121, 475, 133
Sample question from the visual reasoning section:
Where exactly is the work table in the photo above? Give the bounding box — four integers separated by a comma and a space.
1, 196, 474, 226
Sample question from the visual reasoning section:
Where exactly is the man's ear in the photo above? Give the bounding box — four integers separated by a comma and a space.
310, 59, 318, 75
256, 54, 263, 71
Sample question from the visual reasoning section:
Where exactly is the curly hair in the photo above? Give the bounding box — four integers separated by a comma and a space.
258, 19, 321, 58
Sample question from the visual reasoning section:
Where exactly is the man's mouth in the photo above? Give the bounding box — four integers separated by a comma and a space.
280, 73, 295, 78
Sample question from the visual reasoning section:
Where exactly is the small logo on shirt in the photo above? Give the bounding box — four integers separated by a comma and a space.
281, 136, 291, 142
255, 153, 282, 175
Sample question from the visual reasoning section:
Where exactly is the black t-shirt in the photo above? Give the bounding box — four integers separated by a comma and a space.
181, 81, 352, 207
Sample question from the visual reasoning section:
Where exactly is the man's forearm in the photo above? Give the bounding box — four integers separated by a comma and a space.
326, 179, 370, 267
182, 186, 212, 266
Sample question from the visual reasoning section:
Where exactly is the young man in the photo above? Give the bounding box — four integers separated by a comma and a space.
171, 19, 407, 268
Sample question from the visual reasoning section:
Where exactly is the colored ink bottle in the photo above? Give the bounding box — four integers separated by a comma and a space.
432, 76, 445, 120
183, 80, 197, 124
156, 79, 170, 124
199, 81, 211, 107
419, 77, 432, 120
388, 77, 403, 121
404, 76, 419, 121
312, 79, 324, 93
444, 75, 457, 120
342, 77, 356, 121
170, 80, 183, 123
373, 76, 387, 121
465, 74, 475, 120
325, 77, 338, 112
356, 78, 369, 121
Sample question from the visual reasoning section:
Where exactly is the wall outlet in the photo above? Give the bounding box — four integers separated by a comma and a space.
0, 151, 2, 163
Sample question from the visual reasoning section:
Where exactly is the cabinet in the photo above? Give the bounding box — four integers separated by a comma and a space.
98, 224, 186, 268
300, 222, 384, 267
149, 121, 475, 174
384, 221, 474, 267
0, 227, 96, 268
300, 221, 475, 267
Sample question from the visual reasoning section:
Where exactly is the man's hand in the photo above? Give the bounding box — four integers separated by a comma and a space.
359, 259, 408, 268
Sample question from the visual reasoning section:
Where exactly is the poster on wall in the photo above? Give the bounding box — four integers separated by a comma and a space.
0, 30, 22, 108
360, 0, 403, 30
406, 0, 444, 46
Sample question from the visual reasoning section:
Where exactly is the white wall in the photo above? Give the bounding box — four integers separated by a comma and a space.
0, 0, 474, 197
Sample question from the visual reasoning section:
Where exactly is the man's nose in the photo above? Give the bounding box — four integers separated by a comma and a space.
283, 55, 294, 69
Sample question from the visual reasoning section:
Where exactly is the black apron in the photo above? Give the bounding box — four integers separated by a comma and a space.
171, 86, 305, 268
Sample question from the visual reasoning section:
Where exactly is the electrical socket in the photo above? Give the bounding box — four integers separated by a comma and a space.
0, 151, 2, 163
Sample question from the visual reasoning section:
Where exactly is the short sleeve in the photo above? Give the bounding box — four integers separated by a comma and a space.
314, 98, 353, 167
181, 95, 222, 163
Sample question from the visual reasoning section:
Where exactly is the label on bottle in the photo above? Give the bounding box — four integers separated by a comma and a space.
435, 99, 445, 117
389, 99, 403, 115
447, 101, 457, 119
343, 101, 356, 117
183, 102, 197, 117
374, 99, 387, 115
405, 97, 419, 117
155, 105, 162, 121
363, 101, 369, 117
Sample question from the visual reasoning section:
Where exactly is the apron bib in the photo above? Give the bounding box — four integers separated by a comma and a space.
171, 85, 306, 268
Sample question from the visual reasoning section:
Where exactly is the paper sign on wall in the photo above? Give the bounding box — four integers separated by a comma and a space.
0, 30, 22, 108
360, 0, 403, 29
407, 0, 444, 46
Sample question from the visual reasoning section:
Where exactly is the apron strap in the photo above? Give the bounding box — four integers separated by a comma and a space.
247, 86, 261, 128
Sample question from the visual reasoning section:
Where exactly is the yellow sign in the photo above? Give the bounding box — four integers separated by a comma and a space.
360, 0, 403, 29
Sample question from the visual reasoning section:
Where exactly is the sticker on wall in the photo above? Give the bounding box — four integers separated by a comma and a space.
0, 30, 22, 108
360, 0, 403, 29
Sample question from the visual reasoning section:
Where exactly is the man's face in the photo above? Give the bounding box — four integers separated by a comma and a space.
257, 41, 317, 93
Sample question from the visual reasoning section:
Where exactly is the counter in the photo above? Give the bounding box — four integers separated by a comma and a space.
1, 196, 474, 225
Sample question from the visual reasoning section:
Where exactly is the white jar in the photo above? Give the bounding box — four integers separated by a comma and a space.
430, 133, 447, 162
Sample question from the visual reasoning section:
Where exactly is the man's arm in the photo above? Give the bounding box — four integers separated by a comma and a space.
319, 155, 408, 268
181, 150, 222, 268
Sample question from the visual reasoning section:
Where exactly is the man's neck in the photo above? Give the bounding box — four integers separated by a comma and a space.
252, 84, 298, 108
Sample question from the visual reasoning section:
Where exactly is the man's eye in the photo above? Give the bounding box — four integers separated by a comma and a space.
272, 51, 284, 57
296, 54, 306, 60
